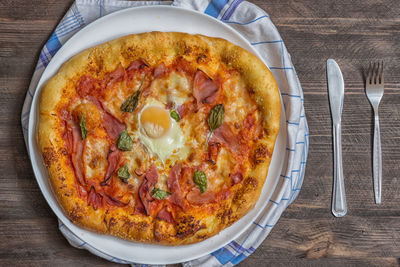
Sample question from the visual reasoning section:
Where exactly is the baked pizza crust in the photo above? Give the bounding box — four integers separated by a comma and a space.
38, 32, 280, 245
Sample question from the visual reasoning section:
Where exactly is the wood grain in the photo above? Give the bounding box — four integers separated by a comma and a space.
0, 0, 399, 266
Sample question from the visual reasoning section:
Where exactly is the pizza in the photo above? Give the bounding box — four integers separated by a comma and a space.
37, 32, 280, 245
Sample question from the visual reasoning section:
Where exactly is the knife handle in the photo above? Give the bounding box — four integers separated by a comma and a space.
332, 123, 347, 217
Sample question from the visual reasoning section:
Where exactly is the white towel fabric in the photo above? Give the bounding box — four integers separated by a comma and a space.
21, 0, 309, 266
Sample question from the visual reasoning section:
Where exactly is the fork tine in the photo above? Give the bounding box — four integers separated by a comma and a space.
380, 61, 384, 84
377, 61, 382, 84
367, 62, 372, 84
372, 62, 378, 84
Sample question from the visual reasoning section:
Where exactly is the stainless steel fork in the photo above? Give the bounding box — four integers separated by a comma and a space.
366, 61, 384, 204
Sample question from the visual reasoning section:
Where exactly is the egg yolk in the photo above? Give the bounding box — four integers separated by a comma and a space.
140, 106, 171, 138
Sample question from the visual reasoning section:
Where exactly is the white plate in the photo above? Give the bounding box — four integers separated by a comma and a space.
28, 6, 287, 264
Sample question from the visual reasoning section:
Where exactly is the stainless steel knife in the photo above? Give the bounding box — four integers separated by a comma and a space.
327, 59, 347, 217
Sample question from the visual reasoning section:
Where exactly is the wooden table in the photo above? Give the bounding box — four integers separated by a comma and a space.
1, 0, 399, 266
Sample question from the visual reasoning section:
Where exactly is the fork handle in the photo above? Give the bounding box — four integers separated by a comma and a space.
373, 113, 382, 204
332, 123, 347, 217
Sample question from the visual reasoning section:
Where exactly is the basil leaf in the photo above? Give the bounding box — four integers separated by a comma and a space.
193, 170, 207, 193
80, 115, 87, 140
120, 90, 140, 112
207, 104, 224, 133
117, 164, 130, 182
151, 188, 170, 200
170, 110, 180, 122
117, 130, 133, 151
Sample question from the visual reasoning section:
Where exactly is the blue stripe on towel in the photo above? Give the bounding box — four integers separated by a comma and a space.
204, 0, 229, 18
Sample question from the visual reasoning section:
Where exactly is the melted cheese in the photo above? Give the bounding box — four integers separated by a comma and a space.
206, 148, 232, 191
222, 75, 253, 124
151, 71, 192, 106
83, 136, 108, 181
119, 142, 150, 187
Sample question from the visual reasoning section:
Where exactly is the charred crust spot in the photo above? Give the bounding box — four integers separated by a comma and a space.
254, 144, 267, 164
218, 208, 232, 224
122, 217, 149, 232
42, 147, 57, 167
247, 86, 255, 95
233, 177, 258, 205
196, 54, 208, 64
245, 177, 258, 189
105, 217, 118, 230
183, 46, 192, 55
69, 206, 84, 221
176, 216, 206, 239
154, 220, 175, 242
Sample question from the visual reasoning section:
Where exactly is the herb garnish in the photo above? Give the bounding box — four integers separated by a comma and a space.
80, 115, 87, 140
170, 110, 181, 122
193, 170, 207, 193
117, 130, 133, 151
207, 104, 224, 141
151, 188, 171, 200
117, 164, 130, 183
120, 90, 140, 112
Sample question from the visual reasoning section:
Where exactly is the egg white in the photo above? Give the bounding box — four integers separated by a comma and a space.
138, 99, 190, 162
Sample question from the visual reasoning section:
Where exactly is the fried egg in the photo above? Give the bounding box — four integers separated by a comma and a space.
138, 99, 190, 162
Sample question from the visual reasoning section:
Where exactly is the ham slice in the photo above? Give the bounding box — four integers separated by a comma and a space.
100, 106, 125, 140
230, 172, 243, 185
186, 189, 216, 205
103, 193, 129, 207
105, 65, 126, 88
138, 164, 158, 215
75, 184, 87, 199
166, 101, 174, 110
126, 59, 149, 85
87, 186, 102, 210
101, 144, 121, 186
76, 75, 96, 98
153, 63, 167, 78
126, 59, 148, 72
193, 70, 219, 106
71, 124, 85, 185
210, 123, 241, 154
166, 164, 185, 209
134, 193, 146, 214
157, 207, 174, 223
176, 105, 185, 118
63, 122, 73, 154
87, 96, 126, 140
176, 101, 195, 119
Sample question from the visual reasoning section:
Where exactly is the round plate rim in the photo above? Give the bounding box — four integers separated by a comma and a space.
27, 5, 287, 264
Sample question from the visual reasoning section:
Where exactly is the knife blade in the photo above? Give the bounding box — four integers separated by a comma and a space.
327, 59, 347, 217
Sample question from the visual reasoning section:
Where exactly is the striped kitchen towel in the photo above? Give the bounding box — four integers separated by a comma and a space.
21, 0, 309, 266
